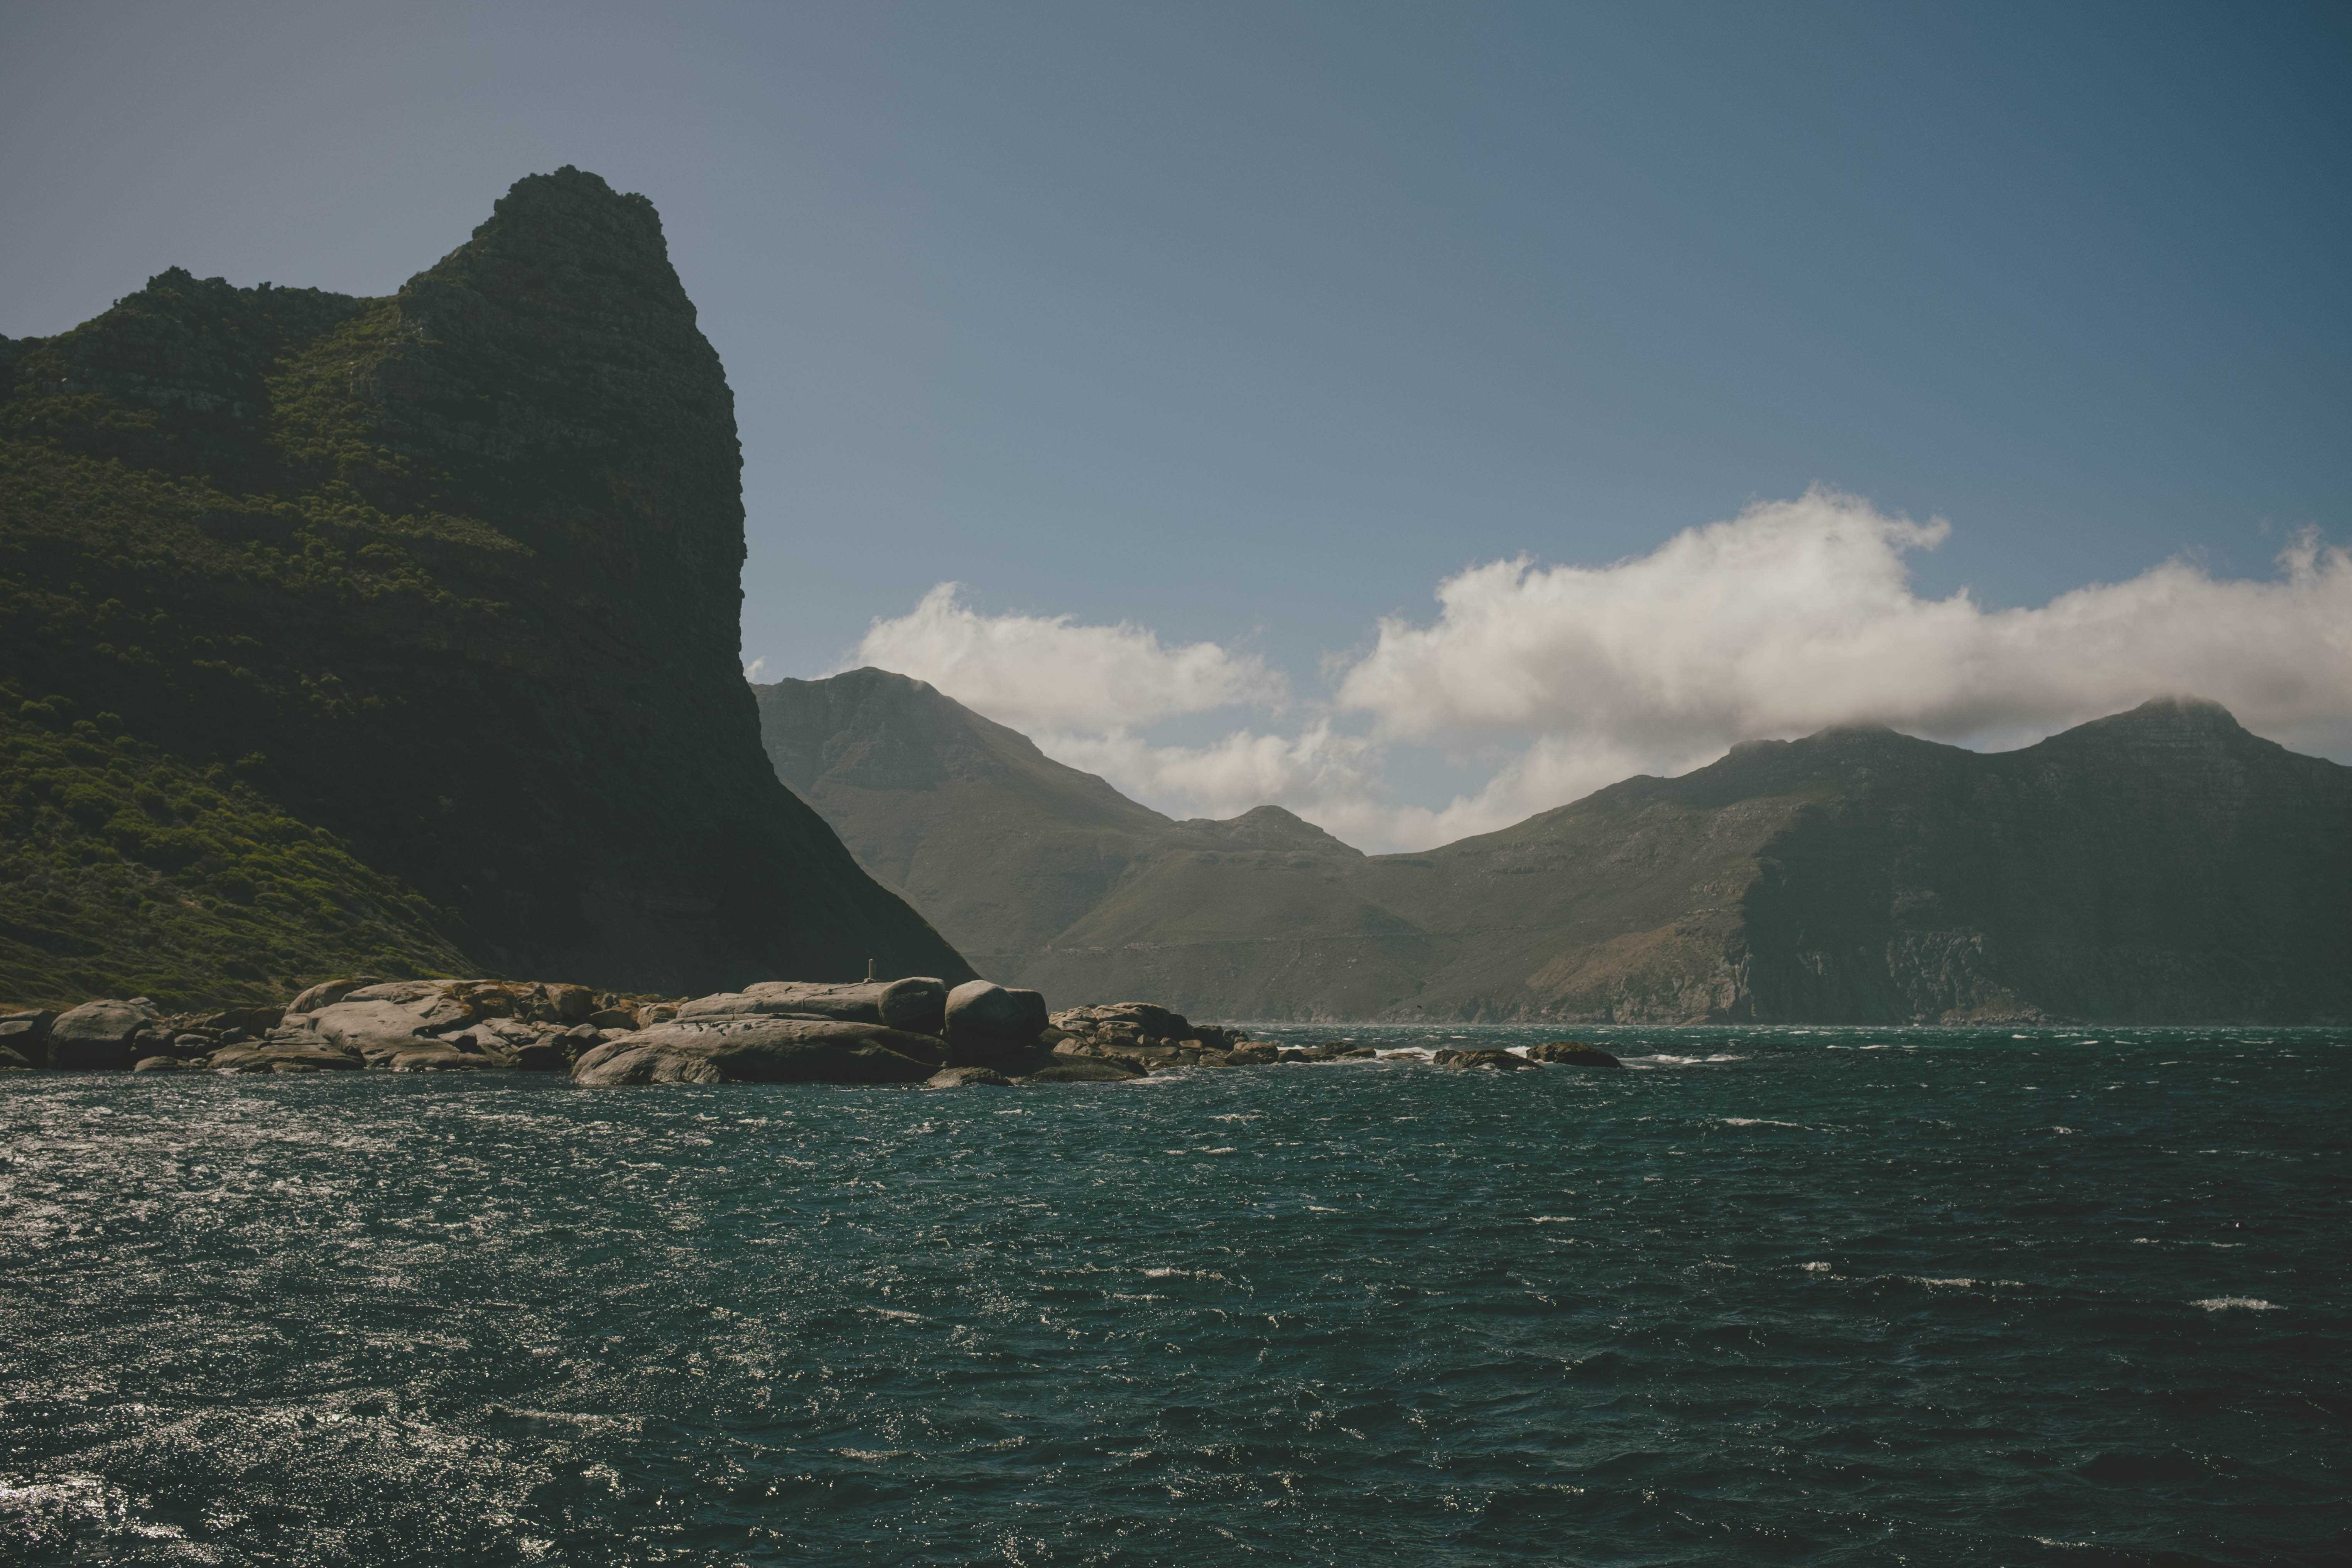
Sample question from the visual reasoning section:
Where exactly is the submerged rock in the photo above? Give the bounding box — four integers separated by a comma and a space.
924, 1065, 1015, 1089
572, 1018, 945, 1086
1021, 1057, 1145, 1084
208, 1041, 365, 1072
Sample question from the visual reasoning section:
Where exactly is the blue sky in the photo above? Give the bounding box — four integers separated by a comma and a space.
6, 2, 2347, 844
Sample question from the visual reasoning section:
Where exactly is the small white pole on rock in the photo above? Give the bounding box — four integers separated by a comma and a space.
866, 958, 876, 982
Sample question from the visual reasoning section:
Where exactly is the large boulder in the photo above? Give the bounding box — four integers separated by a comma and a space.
47, 999, 157, 1070
0, 1009, 56, 1060
297, 999, 447, 1063
677, 977, 949, 1036
945, 981, 1050, 1066
571, 1018, 946, 1086
286, 977, 382, 1014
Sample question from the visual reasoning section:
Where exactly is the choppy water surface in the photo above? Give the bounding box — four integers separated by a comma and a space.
2, 1025, 2345, 1566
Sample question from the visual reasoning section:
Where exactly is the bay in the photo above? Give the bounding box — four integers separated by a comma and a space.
2, 1026, 2344, 1565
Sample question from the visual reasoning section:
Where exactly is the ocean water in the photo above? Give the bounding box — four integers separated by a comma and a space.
0, 1025, 2344, 1567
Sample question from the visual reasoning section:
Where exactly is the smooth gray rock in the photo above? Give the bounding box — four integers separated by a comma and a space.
132, 1055, 186, 1072
680, 977, 949, 1036
572, 1018, 946, 1086
286, 977, 381, 1014
0, 1045, 36, 1071
945, 981, 1050, 1065
300, 999, 443, 1063
48, 999, 156, 1070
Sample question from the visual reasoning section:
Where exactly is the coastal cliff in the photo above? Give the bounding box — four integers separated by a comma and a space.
760, 672, 2352, 1025
0, 169, 969, 1006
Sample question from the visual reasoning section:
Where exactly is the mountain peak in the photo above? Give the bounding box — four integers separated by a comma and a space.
2122, 694, 2241, 726
2043, 695, 2259, 755
1175, 803, 1364, 856
437, 167, 671, 283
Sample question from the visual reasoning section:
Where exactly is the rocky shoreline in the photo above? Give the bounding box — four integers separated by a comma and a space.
0, 978, 1626, 1085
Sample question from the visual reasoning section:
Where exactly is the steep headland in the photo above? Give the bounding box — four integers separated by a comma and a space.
0, 169, 969, 1006
760, 673, 2352, 1024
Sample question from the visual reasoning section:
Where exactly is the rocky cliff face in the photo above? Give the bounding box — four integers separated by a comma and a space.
0, 169, 969, 1005
760, 673, 2351, 1024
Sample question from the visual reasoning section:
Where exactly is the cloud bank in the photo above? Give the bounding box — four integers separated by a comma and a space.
855, 583, 1284, 733
848, 492, 2352, 851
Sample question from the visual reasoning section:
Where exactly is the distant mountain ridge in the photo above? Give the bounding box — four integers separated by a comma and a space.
758, 671, 2352, 1024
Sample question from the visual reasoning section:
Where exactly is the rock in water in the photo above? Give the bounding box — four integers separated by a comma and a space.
1020, 1058, 1145, 1083
571, 1019, 945, 1086
944, 981, 1050, 1066
46, 999, 157, 1070
1433, 1048, 1533, 1072
924, 1065, 1015, 1089
1525, 1040, 1624, 1068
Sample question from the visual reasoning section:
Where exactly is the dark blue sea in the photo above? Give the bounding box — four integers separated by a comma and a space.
2, 1026, 2345, 1566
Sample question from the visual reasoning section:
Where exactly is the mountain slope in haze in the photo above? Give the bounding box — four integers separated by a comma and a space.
0, 169, 969, 1007
754, 668, 1364, 974
760, 673, 2352, 1025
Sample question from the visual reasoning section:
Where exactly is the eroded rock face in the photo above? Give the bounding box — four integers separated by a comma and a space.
571, 1018, 944, 1086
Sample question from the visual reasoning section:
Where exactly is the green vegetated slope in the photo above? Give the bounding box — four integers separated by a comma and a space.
761, 670, 2352, 1024
0, 169, 969, 1008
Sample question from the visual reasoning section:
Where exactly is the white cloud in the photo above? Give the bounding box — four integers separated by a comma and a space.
1339, 488, 2352, 760
741, 656, 770, 682
1036, 721, 1375, 825
854, 583, 1285, 733
842, 493, 2352, 853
